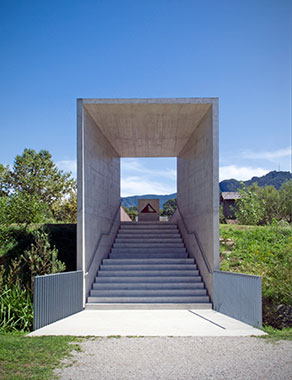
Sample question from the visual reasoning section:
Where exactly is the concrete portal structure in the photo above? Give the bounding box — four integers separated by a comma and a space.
77, 98, 219, 304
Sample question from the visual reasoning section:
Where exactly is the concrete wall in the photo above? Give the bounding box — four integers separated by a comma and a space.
120, 206, 131, 221
77, 101, 120, 301
177, 103, 219, 301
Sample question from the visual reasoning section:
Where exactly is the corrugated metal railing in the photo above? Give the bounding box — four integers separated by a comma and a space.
213, 270, 262, 328
34, 271, 83, 330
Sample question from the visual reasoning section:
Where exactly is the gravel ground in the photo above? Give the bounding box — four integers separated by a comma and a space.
55, 337, 292, 380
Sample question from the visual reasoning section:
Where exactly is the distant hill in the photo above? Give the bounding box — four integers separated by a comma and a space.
121, 171, 292, 208
219, 170, 292, 192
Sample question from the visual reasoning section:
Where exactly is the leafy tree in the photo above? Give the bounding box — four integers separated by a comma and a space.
234, 183, 264, 225
255, 184, 281, 224
161, 198, 177, 217
0, 164, 9, 197
51, 189, 77, 223
7, 149, 76, 206
0, 149, 76, 224
0, 193, 53, 225
279, 179, 292, 223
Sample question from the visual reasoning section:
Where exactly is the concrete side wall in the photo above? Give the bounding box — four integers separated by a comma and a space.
120, 206, 131, 221
78, 103, 120, 299
177, 104, 219, 301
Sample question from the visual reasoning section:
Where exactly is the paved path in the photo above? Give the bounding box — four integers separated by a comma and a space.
55, 336, 292, 380
29, 309, 265, 337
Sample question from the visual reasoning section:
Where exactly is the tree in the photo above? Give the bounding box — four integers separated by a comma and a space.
234, 183, 264, 225
0, 193, 53, 225
255, 184, 281, 224
1, 149, 77, 224
161, 198, 177, 217
0, 164, 9, 197
7, 149, 76, 206
279, 179, 292, 223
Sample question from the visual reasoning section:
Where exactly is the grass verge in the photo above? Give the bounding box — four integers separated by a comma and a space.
259, 327, 292, 341
0, 333, 81, 380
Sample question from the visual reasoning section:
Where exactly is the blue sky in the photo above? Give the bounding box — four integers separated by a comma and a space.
0, 0, 291, 196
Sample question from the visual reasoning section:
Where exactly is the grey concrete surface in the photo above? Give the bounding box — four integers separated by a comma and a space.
77, 98, 219, 306
176, 103, 219, 302
54, 336, 292, 380
28, 309, 265, 337
77, 101, 120, 300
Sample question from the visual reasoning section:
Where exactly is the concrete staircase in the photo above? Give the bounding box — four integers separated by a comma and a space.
86, 222, 212, 310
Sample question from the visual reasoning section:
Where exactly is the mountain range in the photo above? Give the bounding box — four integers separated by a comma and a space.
121, 170, 292, 209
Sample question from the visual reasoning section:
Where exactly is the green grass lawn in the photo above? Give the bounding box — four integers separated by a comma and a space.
0, 333, 81, 380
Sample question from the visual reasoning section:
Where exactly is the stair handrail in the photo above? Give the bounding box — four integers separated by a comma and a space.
85, 200, 122, 276
174, 204, 212, 274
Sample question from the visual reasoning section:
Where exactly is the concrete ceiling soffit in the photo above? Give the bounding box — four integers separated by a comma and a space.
83, 101, 212, 157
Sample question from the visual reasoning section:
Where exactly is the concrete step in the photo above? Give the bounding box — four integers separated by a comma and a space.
87, 296, 210, 303
102, 258, 195, 265
94, 276, 202, 283
110, 252, 188, 259
113, 243, 185, 248
119, 225, 178, 232
85, 303, 212, 310
92, 282, 204, 290
111, 247, 186, 253
121, 222, 176, 225
118, 231, 180, 236
97, 270, 199, 277
89, 289, 207, 297
99, 264, 197, 271
120, 223, 177, 229
115, 238, 183, 244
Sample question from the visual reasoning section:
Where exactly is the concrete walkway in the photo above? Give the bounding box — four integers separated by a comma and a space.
29, 309, 265, 337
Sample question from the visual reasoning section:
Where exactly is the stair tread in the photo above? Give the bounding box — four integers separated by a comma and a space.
94, 276, 202, 283
103, 258, 195, 264
100, 264, 197, 270
87, 296, 210, 303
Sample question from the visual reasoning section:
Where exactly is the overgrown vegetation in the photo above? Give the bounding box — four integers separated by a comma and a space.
220, 223, 292, 328
0, 227, 66, 332
0, 333, 81, 380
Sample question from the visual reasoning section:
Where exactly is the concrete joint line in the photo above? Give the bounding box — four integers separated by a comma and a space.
188, 310, 226, 330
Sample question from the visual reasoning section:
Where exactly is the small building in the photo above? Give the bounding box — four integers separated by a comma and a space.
220, 192, 240, 219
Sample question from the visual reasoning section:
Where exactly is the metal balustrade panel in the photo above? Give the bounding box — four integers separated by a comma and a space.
33, 271, 83, 330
